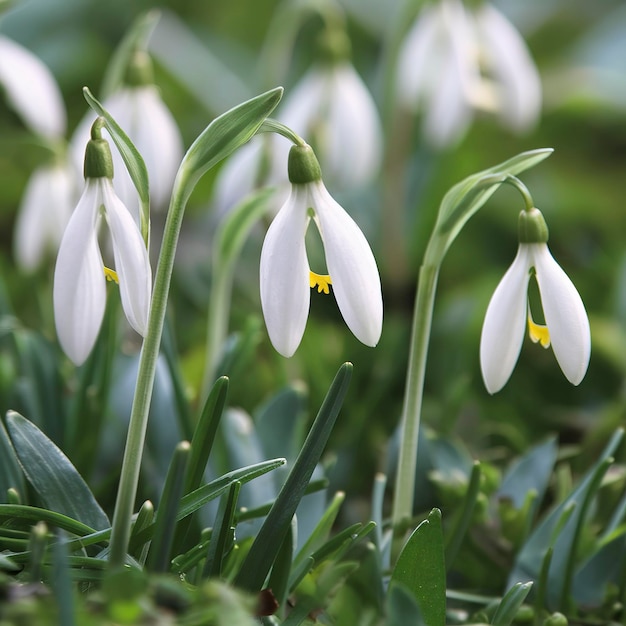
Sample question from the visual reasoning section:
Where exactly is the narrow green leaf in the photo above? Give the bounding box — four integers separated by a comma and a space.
171, 376, 229, 550
51, 531, 76, 626
235, 362, 353, 592
498, 437, 558, 518
445, 461, 481, 570
510, 428, 624, 610
83, 86, 151, 244
176, 86, 283, 204
391, 508, 446, 626
0, 504, 99, 538
130, 500, 154, 566
268, 518, 295, 608
6, 412, 110, 531
203, 481, 240, 578
129, 458, 285, 549
146, 441, 191, 573
293, 491, 345, 570
491, 582, 533, 626
0, 418, 25, 501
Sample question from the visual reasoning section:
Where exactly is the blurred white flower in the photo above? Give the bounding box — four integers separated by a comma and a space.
54, 134, 152, 365
397, 0, 541, 147
14, 161, 77, 272
212, 59, 382, 216
260, 144, 383, 357
278, 61, 383, 189
480, 231, 590, 394
212, 136, 286, 218
71, 56, 183, 221
0, 35, 66, 138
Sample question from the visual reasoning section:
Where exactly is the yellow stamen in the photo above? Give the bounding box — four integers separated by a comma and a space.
104, 266, 119, 284
528, 311, 550, 348
309, 271, 332, 294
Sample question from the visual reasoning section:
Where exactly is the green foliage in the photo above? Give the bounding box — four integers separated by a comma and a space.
390, 508, 446, 626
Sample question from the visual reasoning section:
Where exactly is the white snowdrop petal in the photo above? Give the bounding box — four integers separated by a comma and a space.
480, 246, 531, 394
102, 181, 152, 336
310, 182, 383, 346
14, 164, 76, 271
533, 244, 590, 385
0, 36, 66, 137
396, 3, 441, 108
130, 86, 183, 208
476, 4, 542, 131
327, 63, 382, 187
53, 182, 106, 365
259, 186, 310, 357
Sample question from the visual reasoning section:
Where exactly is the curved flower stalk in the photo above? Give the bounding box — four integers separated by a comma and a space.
54, 120, 152, 366
396, 0, 541, 147
0, 35, 66, 138
260, 143, 383, 357
14, 161, 77, 272
480, 208, 590, 394
71, 51, 183, 221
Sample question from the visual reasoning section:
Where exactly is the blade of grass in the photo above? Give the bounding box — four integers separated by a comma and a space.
235, 362, 353, 592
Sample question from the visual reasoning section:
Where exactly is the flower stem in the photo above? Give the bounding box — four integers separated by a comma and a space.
391, 261, 440, 532
108, 175, 191, 569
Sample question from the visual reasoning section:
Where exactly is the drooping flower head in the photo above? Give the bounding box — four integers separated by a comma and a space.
14, 160, 77, 272
480, 207, 590, 393
71, 50, 183, 222
276, 29, 383, 190
54, 118, 152, 365
0, 35, 66, 138
260, 143, 383, 357
397, 0, 541, 148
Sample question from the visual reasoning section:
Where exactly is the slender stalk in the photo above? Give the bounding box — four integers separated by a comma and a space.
108, 175, 191, 569
391, 261, 439, 531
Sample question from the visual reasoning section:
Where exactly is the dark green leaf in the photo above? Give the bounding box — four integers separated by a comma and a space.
129, 458, 285, 549
203, 480, 240, 578
235, 362, 353, 592
0, 418, 25, 501
146, 441, 190, 573
6, 412, 110, 531
491, 582, 533, 626
498, 437, 558, 517
509, 428, 624, 610
391, 508, 446, 626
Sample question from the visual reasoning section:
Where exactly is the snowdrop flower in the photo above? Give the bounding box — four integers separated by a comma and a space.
277, 59, 383, 189
0, 35, 66, 138
54, 120, 152, 365
71, 50, 183, 221
397, 0, 541, 148
14, 161, 77, 271
480, 208, 590, 394
260, 143, 383, 357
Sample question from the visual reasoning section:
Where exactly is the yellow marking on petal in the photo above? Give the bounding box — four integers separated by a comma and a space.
104, 266, 119, 284
309, 271, 332, 294
528, 311, 550, 348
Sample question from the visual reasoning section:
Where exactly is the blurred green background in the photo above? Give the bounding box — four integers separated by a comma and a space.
1, 0, 626, 509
